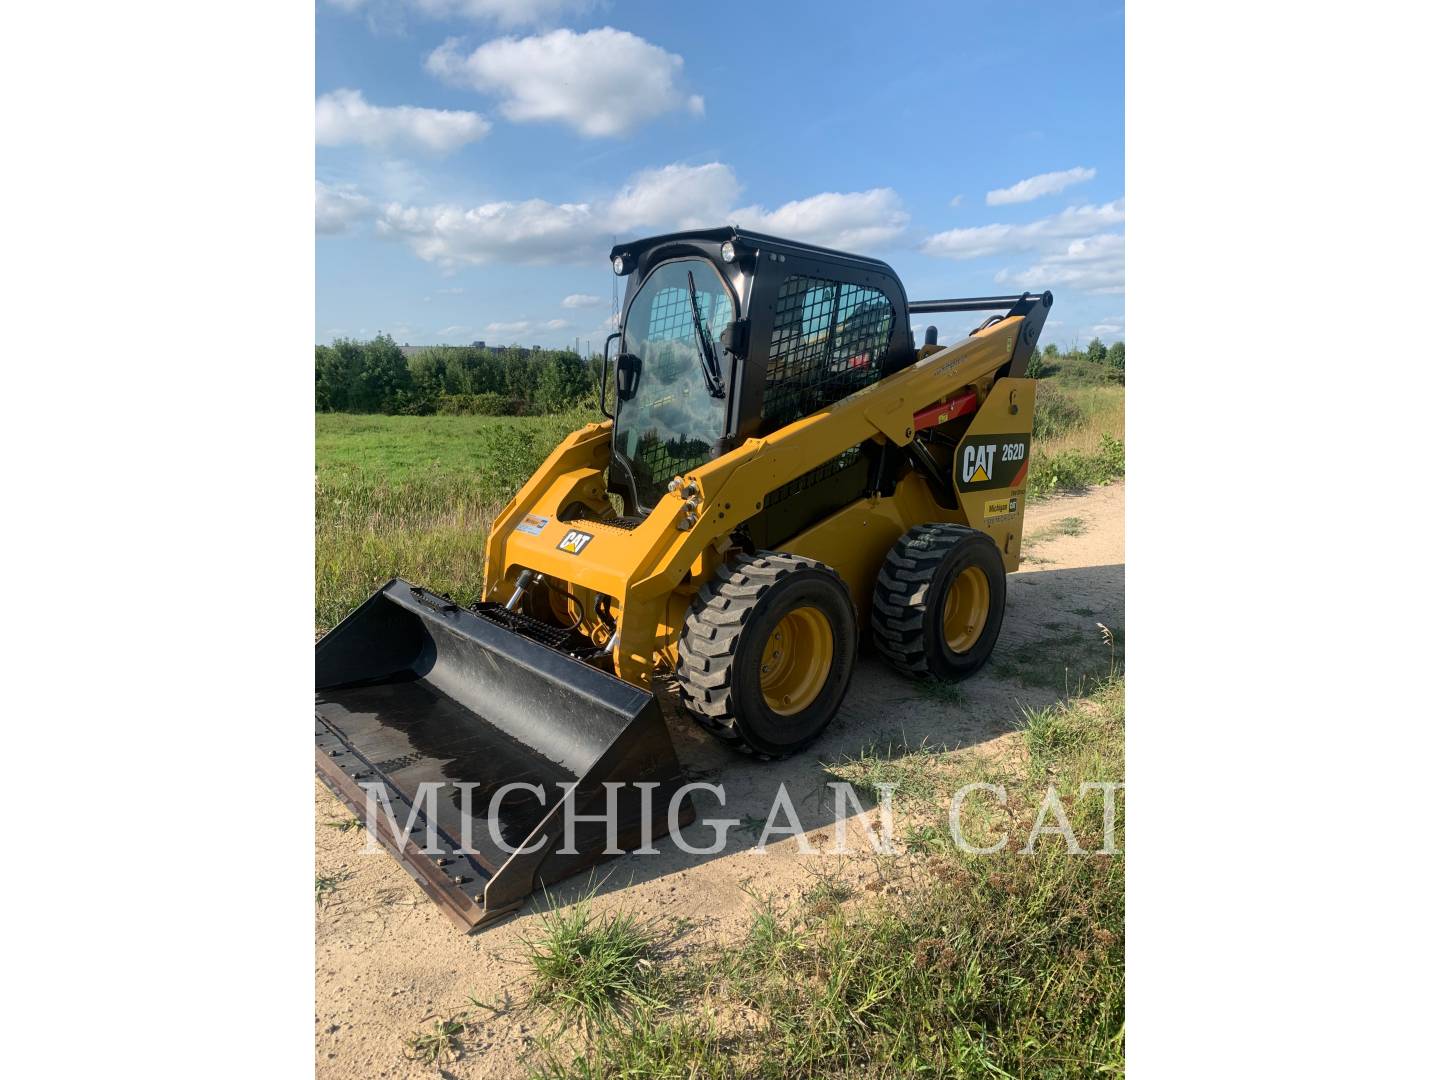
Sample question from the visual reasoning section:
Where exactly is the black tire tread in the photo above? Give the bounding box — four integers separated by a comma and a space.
871, 523, 990, 677
676, 552, 844, 759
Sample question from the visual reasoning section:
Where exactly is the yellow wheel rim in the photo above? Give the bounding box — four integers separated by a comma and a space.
942, 566, 990, 653
759, 606, 834, 716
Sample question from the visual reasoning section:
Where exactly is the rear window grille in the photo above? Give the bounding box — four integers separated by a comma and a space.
763, 276, 895, 428
764, 444, 864, 508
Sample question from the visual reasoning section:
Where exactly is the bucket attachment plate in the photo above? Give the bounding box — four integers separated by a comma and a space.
315, 579, 690, 931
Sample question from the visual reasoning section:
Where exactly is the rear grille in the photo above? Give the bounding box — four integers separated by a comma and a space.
565, 509, 646, 531
764, 444, 864, 508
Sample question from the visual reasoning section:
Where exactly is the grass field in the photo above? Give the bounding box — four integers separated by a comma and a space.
440, 678, 1123, 1078
315, 406, 595, 631
315, 365, 1123, 632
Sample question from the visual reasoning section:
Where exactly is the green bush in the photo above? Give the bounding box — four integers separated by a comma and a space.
472, 424, 546, 499
1029, 434, 1126, 496
1107, 341, 1125, 385
1032, 381, 1084, 440
435, 392, 524, 416
318, 336, 592, 416
1045, 355, 1124, 388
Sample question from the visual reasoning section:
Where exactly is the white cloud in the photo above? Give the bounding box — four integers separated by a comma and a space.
486, 319, 531, 334
316, 89, 490, 154
379, 197, 598, 265
315, 180, 373, 234
731, 188, 909, 251
483, 317, 569, 336
921, 201, 1125, 260
374, 163, 911, 267
608, 163, 739, 231
375, 162, 733, 266
327, 0, 592, 29
993, 232, 1125, 294
949, 194, 965, 207
562, 293, 602, 308
426, 28, 704, 137
985, 166, 1096, 206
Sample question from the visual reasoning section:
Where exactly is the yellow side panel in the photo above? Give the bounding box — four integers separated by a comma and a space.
952, 377, 1035, 572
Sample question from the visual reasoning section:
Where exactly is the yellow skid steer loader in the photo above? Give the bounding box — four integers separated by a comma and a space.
316, 227, 1051, 930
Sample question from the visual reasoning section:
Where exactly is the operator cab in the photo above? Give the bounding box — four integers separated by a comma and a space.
605, 227, 914, 516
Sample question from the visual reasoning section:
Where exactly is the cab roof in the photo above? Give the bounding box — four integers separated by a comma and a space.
608, 226, 898, 277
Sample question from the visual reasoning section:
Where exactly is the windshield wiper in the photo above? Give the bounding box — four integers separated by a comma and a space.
686, 270, 726, 399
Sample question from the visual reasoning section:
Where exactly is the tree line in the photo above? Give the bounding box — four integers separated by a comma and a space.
1026, 337, 1125, 383
314, 335, 600, 415
316, 331, 1125, 416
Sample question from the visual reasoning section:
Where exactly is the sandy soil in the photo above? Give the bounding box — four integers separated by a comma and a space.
315, 482, 1125, 1077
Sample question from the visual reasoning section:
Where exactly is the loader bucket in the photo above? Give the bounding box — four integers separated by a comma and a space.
315, 579, 690, 931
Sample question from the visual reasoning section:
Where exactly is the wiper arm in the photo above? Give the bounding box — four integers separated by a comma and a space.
686, 270, 726, 399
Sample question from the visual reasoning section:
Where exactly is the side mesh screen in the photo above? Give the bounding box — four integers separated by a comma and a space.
764, 444, 864, 508
762, 276, 895, 429
757, 275, 893, 517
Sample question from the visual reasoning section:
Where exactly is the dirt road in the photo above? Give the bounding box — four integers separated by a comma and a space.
315, 481, 1124, 1077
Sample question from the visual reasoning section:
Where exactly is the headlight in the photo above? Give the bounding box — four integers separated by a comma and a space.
612, 255, 628, 275
720, 240, 736, 263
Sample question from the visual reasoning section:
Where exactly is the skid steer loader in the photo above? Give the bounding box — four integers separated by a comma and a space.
316, 227, 1051, 930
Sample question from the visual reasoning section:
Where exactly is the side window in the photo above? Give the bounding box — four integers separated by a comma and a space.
762, 275, 895, 427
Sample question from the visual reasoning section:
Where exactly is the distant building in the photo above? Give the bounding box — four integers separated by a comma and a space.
396, 340, 546, 359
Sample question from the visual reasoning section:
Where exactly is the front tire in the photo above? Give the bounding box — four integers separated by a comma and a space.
677, 552, 857, 759
871, 524, 1007, 680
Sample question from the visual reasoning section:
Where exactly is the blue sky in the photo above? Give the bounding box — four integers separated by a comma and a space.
317, 1, 1124, 352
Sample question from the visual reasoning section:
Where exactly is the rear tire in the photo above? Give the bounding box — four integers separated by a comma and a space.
677, 552, 857, 759
871, 524, 1007, 680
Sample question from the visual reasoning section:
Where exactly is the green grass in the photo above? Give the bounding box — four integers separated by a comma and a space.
824, 737, 949, 808
531, 680, 1126, 1078
315, 406, 598, 632
902, 822, 951, 855
402, 1015, 467, 1065
522, 893, 666, 1031
314, 870, 351, 904
1028, 515, 1090, 544
990, 622, 1124, 693
1027, 366, 1125, 499
800, 871, 858, 916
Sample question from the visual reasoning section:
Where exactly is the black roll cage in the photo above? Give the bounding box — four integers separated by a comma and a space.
604, 227, 1050, 515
